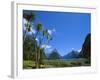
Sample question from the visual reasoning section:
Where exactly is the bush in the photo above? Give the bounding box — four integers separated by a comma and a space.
70, 62, 82, 66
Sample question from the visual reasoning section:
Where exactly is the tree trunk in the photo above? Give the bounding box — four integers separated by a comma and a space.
38, 48, 40, 68
36, 49, 39, 68
36, 47, 40, 68
34, 41, 39, 68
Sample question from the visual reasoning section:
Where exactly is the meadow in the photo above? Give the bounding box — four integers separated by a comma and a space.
23, 58, 90, 69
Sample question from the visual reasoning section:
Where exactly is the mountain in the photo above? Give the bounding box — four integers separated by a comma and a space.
79, 33, 91, 59
48, 49, 61, 59
45, 33, 91, 60
63, 50, 79, 59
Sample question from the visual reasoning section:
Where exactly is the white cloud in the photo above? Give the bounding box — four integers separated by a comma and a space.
23, 18, 27, 24
41, 44, 52, 49
23, 18, 27, 31
35, 38, 39, 42
78, 48, 81, 52
48, 30, 52, 35
48, 28, 56, 35
23, 18, 37, 35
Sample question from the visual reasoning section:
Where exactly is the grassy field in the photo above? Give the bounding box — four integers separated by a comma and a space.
23, 58, 90, 69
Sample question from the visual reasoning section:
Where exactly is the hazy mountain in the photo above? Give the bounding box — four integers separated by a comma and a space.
62, 50, 79, 59
45, 53, 50, 58
48, 49, 61, 59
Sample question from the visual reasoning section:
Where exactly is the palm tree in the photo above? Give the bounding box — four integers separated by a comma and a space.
35, 24, 53, 68
35, 23, 43, 68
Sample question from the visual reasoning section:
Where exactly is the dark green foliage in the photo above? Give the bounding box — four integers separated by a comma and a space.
40, 49, 47, 59
36, 23, 43, 32
23, 10, 35, 22
70, 62, 82, 66
25, 22, 31, 32
23, 36, 36, 60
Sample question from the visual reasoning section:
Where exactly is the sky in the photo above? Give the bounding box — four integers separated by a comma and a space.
23, 10, 91, 56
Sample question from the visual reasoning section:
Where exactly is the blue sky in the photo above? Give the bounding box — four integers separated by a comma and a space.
24, 10, 91, 56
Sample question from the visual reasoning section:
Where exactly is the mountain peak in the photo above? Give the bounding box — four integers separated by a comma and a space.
63, 50, 79, 59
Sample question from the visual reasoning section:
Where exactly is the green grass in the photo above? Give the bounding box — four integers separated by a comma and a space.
23, 58, 90, 69
23, 60, 35, 69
